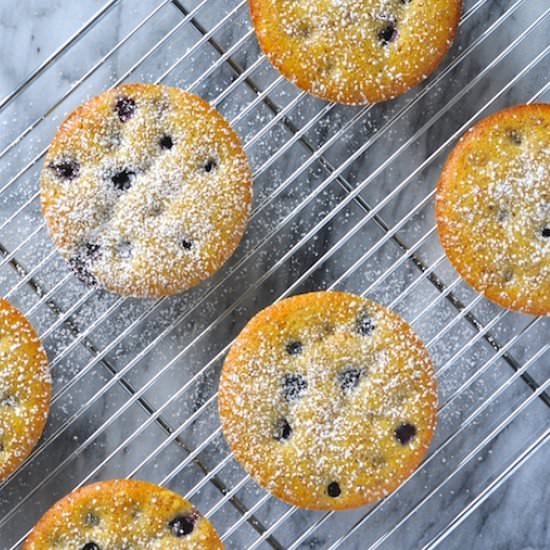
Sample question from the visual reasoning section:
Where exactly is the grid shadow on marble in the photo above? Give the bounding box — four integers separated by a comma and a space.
0, 0, 549, 548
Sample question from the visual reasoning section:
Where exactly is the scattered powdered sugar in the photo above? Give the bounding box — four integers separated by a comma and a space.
219, 292, 437, 510
40, 83, 252, 298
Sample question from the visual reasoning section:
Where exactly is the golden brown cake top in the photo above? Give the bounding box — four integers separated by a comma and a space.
0, 298, 51, 481
219, 291, 437, 510
24, 479, 223, 549
437, 103, 550, 315
40, 83, 252, 298
250, 0, 462, 104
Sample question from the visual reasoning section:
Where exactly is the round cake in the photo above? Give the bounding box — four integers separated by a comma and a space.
0, 298, 51, 481
218, 291, 437, 510
24, 479, 223, 549
249, 0, 462, 104
436, 103, 550, 315
40, 83, 253, 298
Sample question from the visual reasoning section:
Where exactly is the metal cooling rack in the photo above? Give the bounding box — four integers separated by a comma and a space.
0, 0, 549, 548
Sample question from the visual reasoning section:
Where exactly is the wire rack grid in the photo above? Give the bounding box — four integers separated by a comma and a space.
0, 0, 549, 548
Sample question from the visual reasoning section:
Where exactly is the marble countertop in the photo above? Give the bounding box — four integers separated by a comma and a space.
0, 0, 549, 548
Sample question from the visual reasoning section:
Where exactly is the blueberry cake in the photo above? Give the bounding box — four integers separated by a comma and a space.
24, 479, 223, 549
218, 291, 437, 510
249, 0, 462, 104
0, 298, 51, 481
41, 83, 252, 298
436, 104, 550, 315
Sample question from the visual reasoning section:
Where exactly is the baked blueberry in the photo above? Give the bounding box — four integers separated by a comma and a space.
159, 134, 173, 150
49, 160, 80, 181
378, 22, 398, 45
203, 158, 217, 173
542, 227, 550, 238
111, 168, 135, 191
169, 514, 196, 537
327, 482, 341, 498
285, 340, 303, 356
115, 96, 136, 122
395, 423, 417, 445
274, 417, 292, 441
181, 238, 193, 250
356, 312, 375, 336
282, 373, 307, 401
81, 543, 101, 550
338, 368, 362, 392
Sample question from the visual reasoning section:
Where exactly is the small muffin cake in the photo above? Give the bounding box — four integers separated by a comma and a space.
249, 0, 462, 104
24, 479, 223, 549
41, 83, 252, 298
219, 291, 437, 511
436, 104, 550, 315
0, 298, 51, 481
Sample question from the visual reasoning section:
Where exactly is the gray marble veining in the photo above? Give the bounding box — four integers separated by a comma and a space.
0, 0, 548, 548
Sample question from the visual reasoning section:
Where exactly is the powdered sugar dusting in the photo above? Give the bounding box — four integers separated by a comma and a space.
40, 83, 252, 298
219, 291, 437, 511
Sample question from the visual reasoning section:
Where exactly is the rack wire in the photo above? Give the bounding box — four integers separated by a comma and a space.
0, 0, 549, 548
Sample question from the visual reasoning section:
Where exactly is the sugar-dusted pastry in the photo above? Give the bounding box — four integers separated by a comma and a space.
0, 298, 50, 481
219, 291, 437, 510
24, 479, 223, 549
249, 0, 462, 104
41, 83, 252, 298
436, 103, 550, 315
